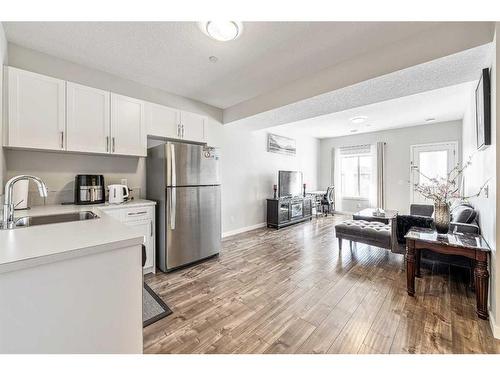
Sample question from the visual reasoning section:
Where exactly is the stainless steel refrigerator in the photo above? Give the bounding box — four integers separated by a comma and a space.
147, 142, 221, 272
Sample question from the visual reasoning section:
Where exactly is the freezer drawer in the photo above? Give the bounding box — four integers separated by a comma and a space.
164, 185, 221, 271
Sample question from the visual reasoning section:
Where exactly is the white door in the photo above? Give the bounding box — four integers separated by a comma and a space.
145, 102, 180, 139
7, 67, 66, 151
410, 142, 458, 204
124, 220, 154, 273
66, 82, 110, 153
180, 111, 205, 143
110, 93, 147, 156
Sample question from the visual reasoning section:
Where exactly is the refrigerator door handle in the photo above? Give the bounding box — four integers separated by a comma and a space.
170, 143, 176, 230
170, 187, 176, 230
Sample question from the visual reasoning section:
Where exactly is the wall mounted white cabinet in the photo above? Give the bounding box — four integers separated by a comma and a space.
146, 102, 180, 139
7, 67, 66, 151
180, 111, 206, 143
111, 94, 147, 157
66, 82, 111, 154
5, 66, 208, 157
146, 103, 206, 143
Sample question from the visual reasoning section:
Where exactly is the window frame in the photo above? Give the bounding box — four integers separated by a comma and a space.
340, 153, 372, 200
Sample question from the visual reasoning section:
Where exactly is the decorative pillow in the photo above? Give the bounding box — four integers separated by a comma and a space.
451, 204, 476, 224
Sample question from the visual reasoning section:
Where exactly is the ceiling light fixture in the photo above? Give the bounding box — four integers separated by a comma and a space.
200, 21, 243, 42
350, 116, 367, 124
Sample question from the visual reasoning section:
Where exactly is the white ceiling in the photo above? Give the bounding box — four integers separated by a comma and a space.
266, 81, 475, 139
3, 21, 447, 109
230, 43, 491, 131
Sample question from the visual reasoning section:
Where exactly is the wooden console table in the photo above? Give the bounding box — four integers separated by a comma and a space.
405, 227, 491, 319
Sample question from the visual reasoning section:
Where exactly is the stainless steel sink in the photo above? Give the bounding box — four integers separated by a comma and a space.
13, 211, 99, 228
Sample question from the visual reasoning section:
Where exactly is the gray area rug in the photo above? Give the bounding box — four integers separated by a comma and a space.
143, 283, 172, 327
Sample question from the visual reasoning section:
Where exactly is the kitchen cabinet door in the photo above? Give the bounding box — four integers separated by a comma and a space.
66, 82, 111, 153
7, 67, 66, 151
145, 102, 180, 139
110, 93, 147, 157
124, 220, 154, 273
180, 111, 206, 143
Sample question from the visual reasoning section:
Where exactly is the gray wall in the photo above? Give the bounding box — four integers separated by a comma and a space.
319, 120, 463, 214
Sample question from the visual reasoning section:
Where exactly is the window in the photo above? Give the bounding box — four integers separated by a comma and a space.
340, 154, 373, 199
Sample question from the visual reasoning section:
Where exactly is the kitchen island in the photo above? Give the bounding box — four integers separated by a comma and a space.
0, 200, 154, 353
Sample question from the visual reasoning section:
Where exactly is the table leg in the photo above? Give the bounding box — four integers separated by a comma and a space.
406, 240, 416, 296
415, 249, 421, 278
474, 257, 489, 319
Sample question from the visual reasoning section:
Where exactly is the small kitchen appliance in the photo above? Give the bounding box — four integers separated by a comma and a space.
108, 184, 129, 204
75, 175, 105, 205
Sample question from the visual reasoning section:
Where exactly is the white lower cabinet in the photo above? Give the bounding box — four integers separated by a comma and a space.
100, 204, 155, 274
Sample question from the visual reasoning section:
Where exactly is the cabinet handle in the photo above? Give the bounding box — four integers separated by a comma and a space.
106, 136, 109, 152
112, 137, 115, 152
181, 124, 184, 138
177, 124, 180, 137
150, 220, 153, 237
128, 212, 147, 216
60, 131, 64, 149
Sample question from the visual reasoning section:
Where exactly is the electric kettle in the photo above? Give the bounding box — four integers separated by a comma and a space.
108, 184, 129, 204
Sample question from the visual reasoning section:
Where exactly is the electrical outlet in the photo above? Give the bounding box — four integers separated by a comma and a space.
121, 179, 128, 186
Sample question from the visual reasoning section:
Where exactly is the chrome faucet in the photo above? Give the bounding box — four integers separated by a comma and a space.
2, 175, 48, 229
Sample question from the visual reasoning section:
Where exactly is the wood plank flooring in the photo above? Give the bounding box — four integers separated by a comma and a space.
143, 215, 500, 354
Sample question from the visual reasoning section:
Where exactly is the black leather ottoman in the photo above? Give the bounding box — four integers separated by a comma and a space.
335, 219, 392, 250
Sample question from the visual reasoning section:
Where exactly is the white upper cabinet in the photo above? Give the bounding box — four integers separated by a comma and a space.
180, 111, 206, 143
145, 102, 180, 139
7, 67, 66, 151
5, 67, 209, 157
110, 93, 147, 157
66, 82, 111, 154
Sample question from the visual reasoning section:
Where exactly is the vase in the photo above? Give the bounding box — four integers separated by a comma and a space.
434, 202, 450, 234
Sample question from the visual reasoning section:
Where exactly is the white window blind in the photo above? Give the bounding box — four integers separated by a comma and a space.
339, 144, 372, 156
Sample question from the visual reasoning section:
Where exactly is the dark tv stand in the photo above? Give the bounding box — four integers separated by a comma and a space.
267, 196, 312, 229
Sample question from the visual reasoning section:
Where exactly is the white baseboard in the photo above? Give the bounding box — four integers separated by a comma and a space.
222, 222, 267, 238
489, 308, 500, 339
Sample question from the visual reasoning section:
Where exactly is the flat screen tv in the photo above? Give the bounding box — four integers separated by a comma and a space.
278, 170, 303, 197
475, 68, 491, 150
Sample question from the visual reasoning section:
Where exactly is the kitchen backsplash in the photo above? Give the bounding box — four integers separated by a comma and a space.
26, 186, 142, 207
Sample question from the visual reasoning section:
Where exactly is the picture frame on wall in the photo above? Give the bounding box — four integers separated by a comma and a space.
475, 68, 491, 150
267, 133, 296, 156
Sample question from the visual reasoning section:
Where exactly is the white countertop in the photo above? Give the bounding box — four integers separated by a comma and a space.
0, 199, 156, 274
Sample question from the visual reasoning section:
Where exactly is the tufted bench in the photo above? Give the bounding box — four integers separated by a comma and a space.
335, 219, 392, 250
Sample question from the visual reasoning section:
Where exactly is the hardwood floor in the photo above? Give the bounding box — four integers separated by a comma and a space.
143, 215, 500, 354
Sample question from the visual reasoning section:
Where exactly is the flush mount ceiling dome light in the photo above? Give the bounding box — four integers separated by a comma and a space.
350, 116, 368, 124
200, 21, 243, 41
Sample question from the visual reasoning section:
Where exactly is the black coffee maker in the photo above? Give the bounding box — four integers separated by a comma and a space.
75, 175, 105, 205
